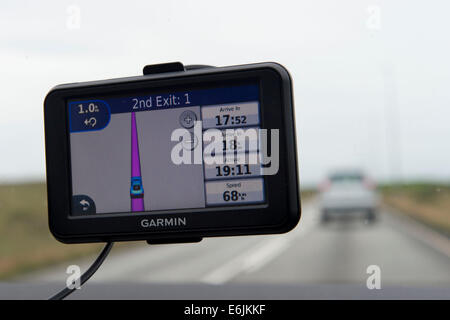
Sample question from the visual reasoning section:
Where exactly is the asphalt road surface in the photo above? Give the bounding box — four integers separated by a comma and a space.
15, 200, 450, 299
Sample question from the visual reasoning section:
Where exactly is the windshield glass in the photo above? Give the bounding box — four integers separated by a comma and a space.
0, 0, 449, 299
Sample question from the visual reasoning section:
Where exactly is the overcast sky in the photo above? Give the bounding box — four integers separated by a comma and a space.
0, 0, 449, 185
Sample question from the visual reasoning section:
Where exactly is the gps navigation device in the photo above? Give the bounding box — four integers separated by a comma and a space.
44, 62, 300, 244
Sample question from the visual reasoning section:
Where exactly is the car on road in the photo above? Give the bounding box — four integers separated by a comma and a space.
130, 177, 144, 199
319, 170, 379, 223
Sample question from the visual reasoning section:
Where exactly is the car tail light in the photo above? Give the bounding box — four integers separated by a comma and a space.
364, 177, 376, 190
319, 179, 331, 192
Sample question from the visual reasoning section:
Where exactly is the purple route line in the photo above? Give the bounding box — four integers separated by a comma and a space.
131, 112, 145, 212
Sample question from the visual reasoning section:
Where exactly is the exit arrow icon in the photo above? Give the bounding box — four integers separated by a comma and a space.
80, 199, 90, 210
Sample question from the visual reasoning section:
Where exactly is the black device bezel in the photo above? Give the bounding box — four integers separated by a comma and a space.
44, 62, 300, 244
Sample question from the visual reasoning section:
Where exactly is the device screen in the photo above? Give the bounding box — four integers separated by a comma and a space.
67, 83, 267, 215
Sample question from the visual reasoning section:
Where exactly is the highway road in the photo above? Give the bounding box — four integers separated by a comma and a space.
17, 200, 450, 299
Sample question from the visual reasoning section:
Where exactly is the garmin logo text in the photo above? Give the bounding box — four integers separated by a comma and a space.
140, 217, 187, 228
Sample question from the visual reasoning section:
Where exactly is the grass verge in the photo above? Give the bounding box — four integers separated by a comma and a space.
380, 182, 450, 236
0, 182, 105, 279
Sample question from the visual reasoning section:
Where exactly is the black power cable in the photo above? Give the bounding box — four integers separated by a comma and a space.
49, 242, 114, 300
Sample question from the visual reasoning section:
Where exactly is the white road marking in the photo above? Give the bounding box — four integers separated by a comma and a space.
202, 237, 290, 284
202, 202, 316, 284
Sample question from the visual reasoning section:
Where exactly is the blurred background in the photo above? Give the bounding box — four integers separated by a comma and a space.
0, 0, 449, 298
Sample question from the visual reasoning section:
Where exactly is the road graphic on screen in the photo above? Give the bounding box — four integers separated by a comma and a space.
130, 112, 145, 211
68, 84, 262, 214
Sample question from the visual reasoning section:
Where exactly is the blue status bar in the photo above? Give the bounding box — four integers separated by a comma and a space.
68, 84, 259, 133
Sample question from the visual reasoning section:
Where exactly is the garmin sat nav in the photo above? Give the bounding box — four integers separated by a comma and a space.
44, 62, 300, 243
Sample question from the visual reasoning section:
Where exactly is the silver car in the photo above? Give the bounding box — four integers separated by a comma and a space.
319, 170, 379, 223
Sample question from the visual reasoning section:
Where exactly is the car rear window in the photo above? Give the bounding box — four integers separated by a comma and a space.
330, 173, 364, 183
